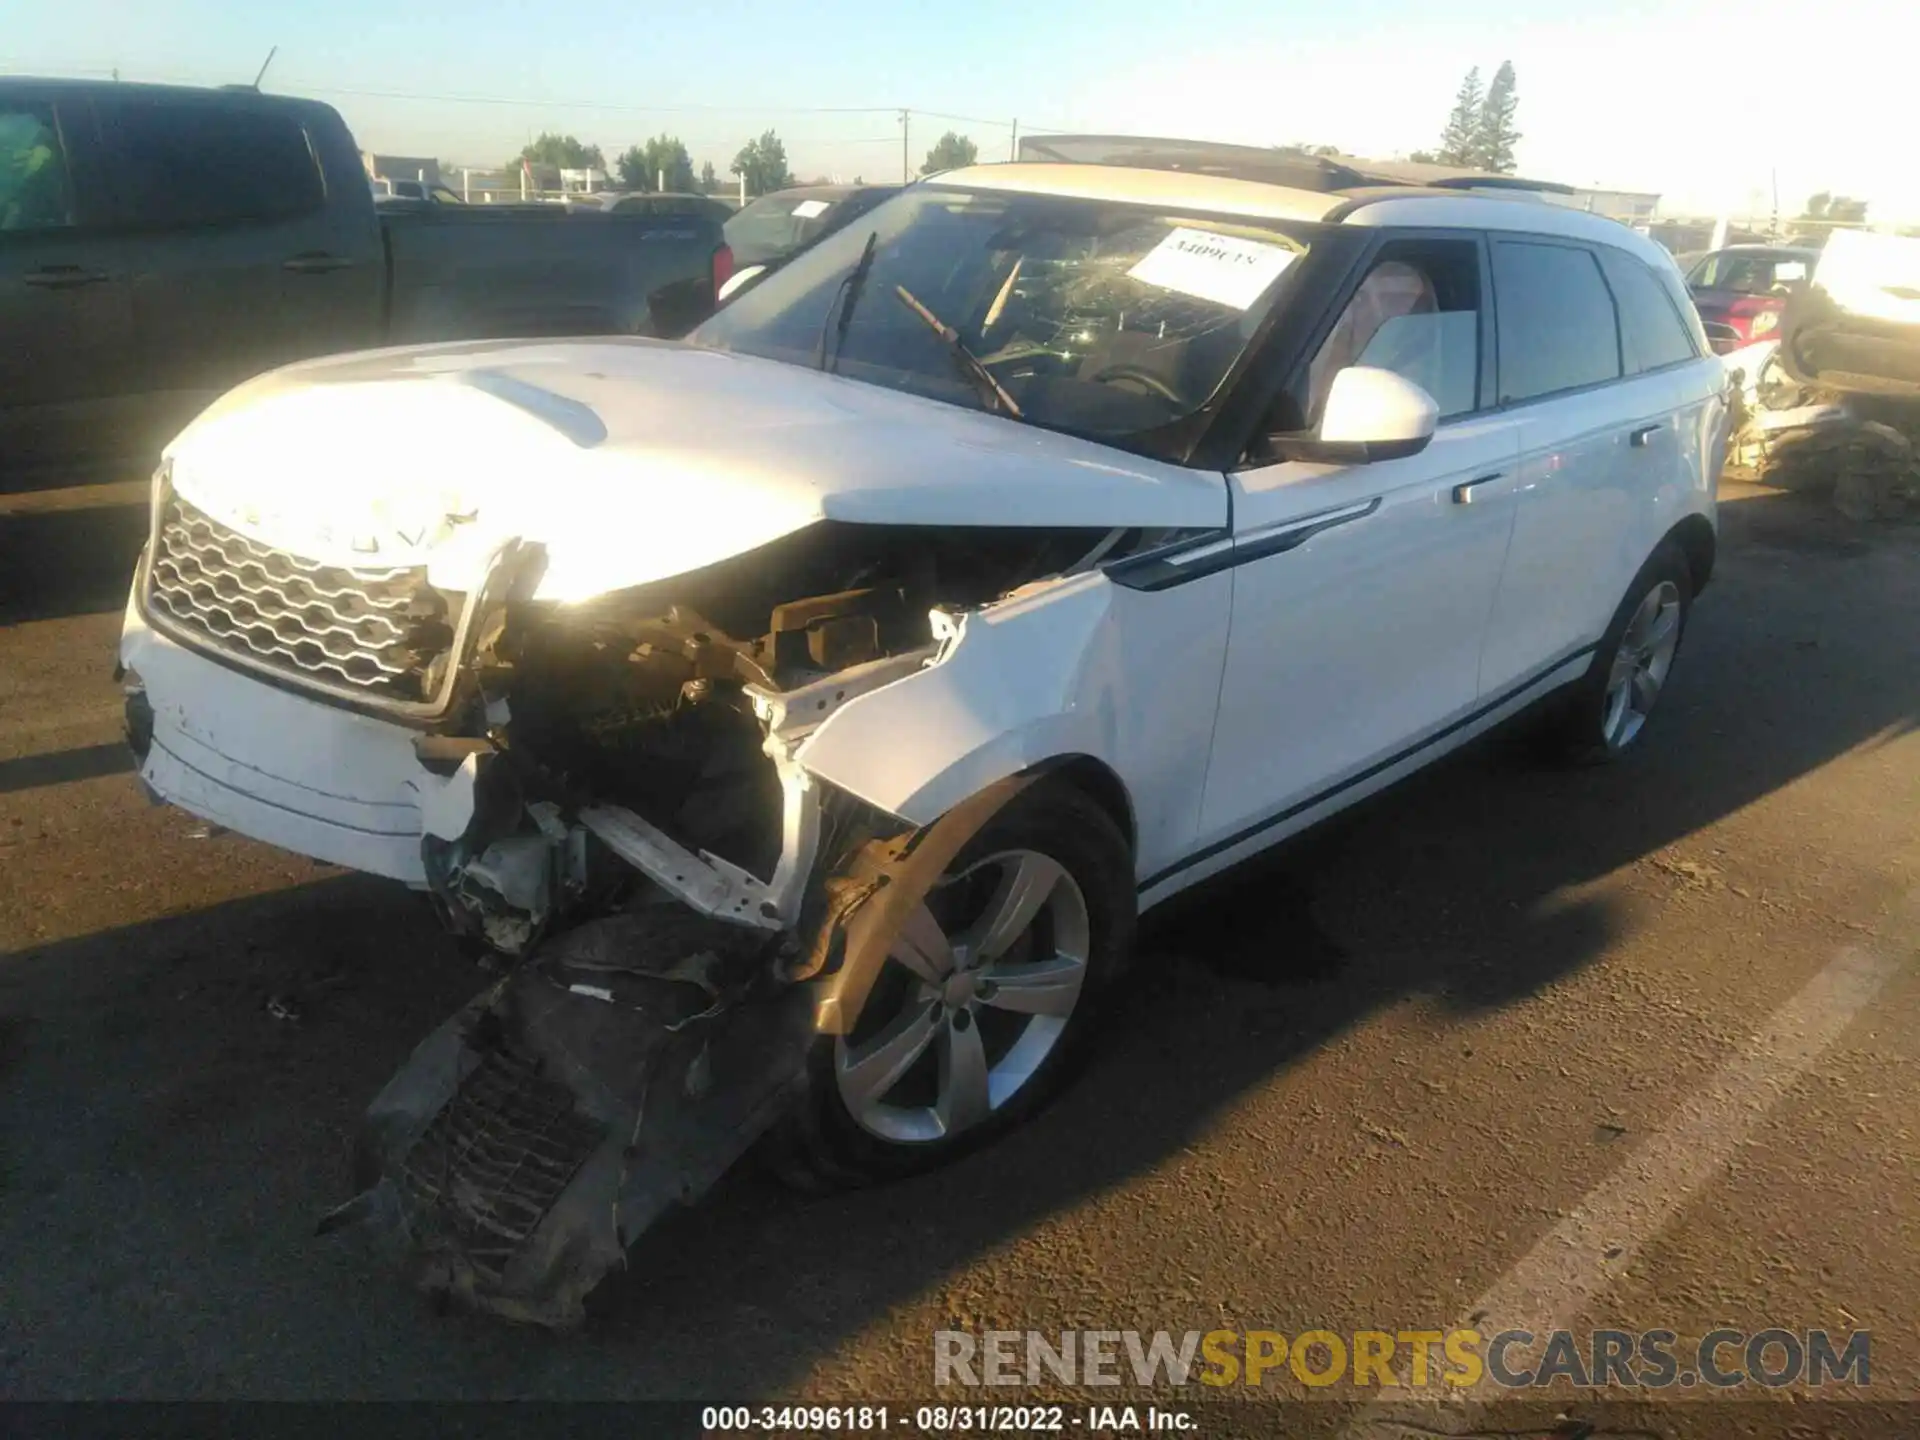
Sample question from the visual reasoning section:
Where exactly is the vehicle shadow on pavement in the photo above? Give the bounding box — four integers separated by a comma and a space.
0, 487, 1915, 1397
0, 501, 148, 626
0, 743, 133, 797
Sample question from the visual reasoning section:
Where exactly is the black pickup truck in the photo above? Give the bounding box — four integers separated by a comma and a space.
0, 78, 729, 473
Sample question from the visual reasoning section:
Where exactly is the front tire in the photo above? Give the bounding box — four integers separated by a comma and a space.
768, 781, 1135, 1189
1545, 540, 1693, 764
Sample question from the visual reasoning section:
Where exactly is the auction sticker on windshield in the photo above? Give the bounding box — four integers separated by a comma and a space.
1126, 227, 1297, 309
791, 199, 831, 218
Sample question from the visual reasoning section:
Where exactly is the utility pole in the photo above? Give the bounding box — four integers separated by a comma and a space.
1010, 118, 1019, 162
900, 109, 910, 184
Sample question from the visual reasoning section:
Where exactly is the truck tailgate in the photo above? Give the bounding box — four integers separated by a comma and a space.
381, 208, 722, 344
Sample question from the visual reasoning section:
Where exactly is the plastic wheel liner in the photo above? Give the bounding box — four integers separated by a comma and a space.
320, 907, 809, 1326
320, 774, 1035, 1327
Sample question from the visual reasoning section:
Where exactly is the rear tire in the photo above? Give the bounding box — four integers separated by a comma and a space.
1543, 540, 1693, 765
765, 781, 1135, 1190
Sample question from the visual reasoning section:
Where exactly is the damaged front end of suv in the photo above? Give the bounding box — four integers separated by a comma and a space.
118, 334, 1225, 1324
318, 525, 1088, 1324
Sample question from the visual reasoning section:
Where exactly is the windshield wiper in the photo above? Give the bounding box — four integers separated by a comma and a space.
892, 284, 1024, 419
815, 230, 879, 373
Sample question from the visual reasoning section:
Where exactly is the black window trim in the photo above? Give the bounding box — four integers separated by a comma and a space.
1485, 233, 1629, 411
94, 94, 330, 237
1222, 224, 1499, 471
1593, 243, 1704, 377
1187, 221, 1372, 472
1486, 233, 1712, 414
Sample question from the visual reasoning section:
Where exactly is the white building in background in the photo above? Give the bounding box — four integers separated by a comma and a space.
1550, 188, 1663, 225
360, 153, 441, 187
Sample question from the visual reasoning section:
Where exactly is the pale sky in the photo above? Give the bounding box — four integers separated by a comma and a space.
4, 0, 1908, 221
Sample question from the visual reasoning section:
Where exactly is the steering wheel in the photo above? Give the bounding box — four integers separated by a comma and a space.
1086, 364, 1187, 406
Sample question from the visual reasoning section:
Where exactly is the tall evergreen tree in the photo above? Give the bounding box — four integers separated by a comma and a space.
1473, 61, 1521, 174
1435, 68, 1482, 166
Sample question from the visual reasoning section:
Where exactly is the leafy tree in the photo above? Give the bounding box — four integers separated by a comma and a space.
615, 145, 649, 191
699, 159, 718, 192
509, 132, 604, 177
614, 136, 694, 192
922, 131, 978, 174
730, 130, 792, 197
1435, 67, 1482, 166
647, 135, 696, 192
1408, 150, 1439, 164
1472, 61, 1520, 174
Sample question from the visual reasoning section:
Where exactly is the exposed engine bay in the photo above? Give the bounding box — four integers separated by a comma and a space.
416, 519, 1108, 954
321, 518, 1116, 1324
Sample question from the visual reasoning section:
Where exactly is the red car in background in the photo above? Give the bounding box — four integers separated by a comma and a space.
1680, 245, 1819, 353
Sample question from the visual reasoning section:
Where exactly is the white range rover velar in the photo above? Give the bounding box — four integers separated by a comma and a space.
118, 163, 1727, 1321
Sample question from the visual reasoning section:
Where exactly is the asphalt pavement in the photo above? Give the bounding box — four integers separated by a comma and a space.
1, 475, 1916, 1436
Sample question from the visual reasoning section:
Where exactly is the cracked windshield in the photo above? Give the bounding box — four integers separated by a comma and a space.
695, 188, 1307, 446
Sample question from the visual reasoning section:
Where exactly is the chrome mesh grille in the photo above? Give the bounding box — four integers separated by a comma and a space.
146, 494, 455, 700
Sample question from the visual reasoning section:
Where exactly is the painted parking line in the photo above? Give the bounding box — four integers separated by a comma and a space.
1341, 904, 1911, 1434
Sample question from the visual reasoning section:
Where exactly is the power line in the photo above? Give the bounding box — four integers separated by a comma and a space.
307, 84, 905, 116
2, 60, 1075, 132
912, 109, 1018, 129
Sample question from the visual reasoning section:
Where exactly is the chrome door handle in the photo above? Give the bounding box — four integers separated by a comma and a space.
23, 266, 109, 289
283, 253, 354, 274
1629, 423, 1663, 448
1451, 472, 1504, 505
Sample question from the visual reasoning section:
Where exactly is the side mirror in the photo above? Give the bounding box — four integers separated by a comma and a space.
1271, 366, 1439, 464
717, 264, 769, 304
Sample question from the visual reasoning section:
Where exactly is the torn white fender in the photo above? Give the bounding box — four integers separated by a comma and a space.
789, 566, 1232, 885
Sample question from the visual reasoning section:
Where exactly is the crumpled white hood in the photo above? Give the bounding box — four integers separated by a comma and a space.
165, 339, 1227, 601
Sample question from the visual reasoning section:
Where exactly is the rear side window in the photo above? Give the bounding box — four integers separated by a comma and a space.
0, 103, 75, 232
1597, 249, 1698, 373
1491, 240, 1622, 403
105, 100, 323, 230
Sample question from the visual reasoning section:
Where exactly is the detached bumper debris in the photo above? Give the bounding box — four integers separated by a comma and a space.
322, 907, 813, 1326
1724, 341, 1920, 522
322, 774, 1031, 1325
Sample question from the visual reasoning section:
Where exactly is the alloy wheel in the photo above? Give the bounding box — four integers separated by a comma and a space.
1602, 580, 1682, 750
833, 849, 1091, 1144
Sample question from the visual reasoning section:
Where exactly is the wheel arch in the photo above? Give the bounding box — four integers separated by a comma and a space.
1665, 512, 1716, 596
1028, 753, 1138, 859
